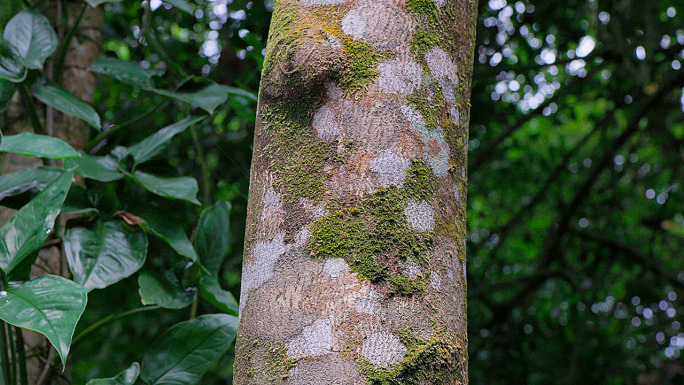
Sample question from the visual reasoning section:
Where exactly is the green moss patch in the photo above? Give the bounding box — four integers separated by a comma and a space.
234, 336, 298, 383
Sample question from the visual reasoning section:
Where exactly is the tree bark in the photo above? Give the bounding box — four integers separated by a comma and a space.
234, 0, 476, 383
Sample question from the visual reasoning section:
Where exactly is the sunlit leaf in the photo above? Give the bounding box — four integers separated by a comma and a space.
0, 275, 87, 368
0, 133, 78, 158
64, 220, 147, 291
85, 362, 140, 385
0, 172, 72, 280
141, 314, 238, 385
63, 152, 123, 182
2, 10, 58, 70
128, 116, 205, 165
32, 80, 102, 129
88, 57, 154, 90
131, 171, 200, 205
138, 270, 196, 309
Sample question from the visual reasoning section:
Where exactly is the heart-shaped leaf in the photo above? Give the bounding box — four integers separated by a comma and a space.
141, 314, 238, 385
32, 81, 101, 129
88, 58, 154, 90
138, 270, 196, 309
0, 172, 72, 280
0, 166, 63, 199
131, 171, 200, 205
129, 116, 204, 165
2, 10, 58, 70
0, 133, 78, 158
0, 275, 87, 368
63, 152, 123, 182
64, 220, 147, 291
86, 362, 140, 385
194, 201, 231, 277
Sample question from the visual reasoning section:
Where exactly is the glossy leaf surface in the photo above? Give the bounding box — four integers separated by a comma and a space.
131, 171, 200, 205
163, 0, 194, 14
88, 58, 154, 90
138, 210, 197, 260
85, 362, 140, 385
32, 81, 102, 129
138, 270, 196, 309
63, 152, 123, 182
153, 83, 239, 114
194, 201, 231, 276
199, 275, 238, 316
2, 10, 58, 70
0, 166, 63, 199
0, 133, 78, 158
128, 116, 204, 165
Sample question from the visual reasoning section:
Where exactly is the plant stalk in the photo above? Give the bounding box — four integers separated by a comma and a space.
0, 321, 12, 385
18, 84, 45, 135
14, 327, 27, 385
7, 325, 16, 385
54, 3, 88, 85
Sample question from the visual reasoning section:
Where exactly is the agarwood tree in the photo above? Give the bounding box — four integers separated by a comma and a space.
234, 0, 476, 382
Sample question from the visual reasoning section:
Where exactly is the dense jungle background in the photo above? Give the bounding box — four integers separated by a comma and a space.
0, 0, 683, 384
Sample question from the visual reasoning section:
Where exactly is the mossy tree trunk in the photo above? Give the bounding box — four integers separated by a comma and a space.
0, 1, 103, 383
234, 0, 476, 383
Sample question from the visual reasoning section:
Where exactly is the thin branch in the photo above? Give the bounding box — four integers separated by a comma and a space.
54, 3, 88, 84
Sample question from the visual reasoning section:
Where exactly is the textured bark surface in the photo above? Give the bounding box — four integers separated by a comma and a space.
234, 0, 476, 383
0, 1, 103, 383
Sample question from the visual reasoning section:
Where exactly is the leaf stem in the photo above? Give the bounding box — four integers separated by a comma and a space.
71, 306, 161, 349
14, 327, 27, 385
7, 325, 16, 385
0, 321, 12, 385
18, 84, 45, 135
54, 3, 88, 85
190, 297, 199, 320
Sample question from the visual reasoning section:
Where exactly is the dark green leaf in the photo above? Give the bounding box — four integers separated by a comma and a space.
64, 220, 147, 291
61, 185, 98, 218
0, 275, 87, 368
0, 172, 72, 280
128, 116, 205, 165
3, 10, 58, 70
32, 81, 101, 129
0, 166, 63, 199
140, 314, 238, 385
0, 45, 24, 82
85, 362, 140, 385
194, 201, 231, 277
137, 210, 197, 261
63, 152, 123, 182
84, 0, 124, 8
138, 270, 196, 309
131, 171, 200, 205
0, 133, 78, 158
163, 0, 194, 14
153, 83, 237, 114
0, 79, 16, 113
88, 58, 154, 90
199, 275, 238, 316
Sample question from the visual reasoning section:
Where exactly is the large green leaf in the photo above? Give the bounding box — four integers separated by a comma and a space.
128, 116, 205, 165
32, 81, 101, 129
0, 166, 63, 199
0, 45, 25, 82
131, 171, 200, 205
137, 210, 197, 261
140, 314, 238, 385
154, 83, 239, 114
63, 152, 123, 182
163, 0, 194, 14
64, 220, 147, 291
138, 270, 196, 309
0, 133, 78, 158
0, 275, 87, 368
194, 201, 231, 276
0, 172, 72, 280
3, 10, 58, 70
86, 362, 140, 385
88, 58, 154, 90
0, 79, 16, 113
199, 275, 238, 316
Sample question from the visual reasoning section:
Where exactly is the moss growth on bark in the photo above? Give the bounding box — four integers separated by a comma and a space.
308, 160, 435, 296
234, 335, 298, 384
358, 326, 464, 385
334, 39, 382, 93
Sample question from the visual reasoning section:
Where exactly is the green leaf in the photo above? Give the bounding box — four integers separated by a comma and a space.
84, 0, 124, 8
63, 152, 123, 182
0, 133, 78, 158
138, 270, 196, 309
86, 362, 140, 385
141, 314, 238, 385
154, 83, 238, 114
131, 171, 200, 205
88, 58, 154, 90
137, 210, 197, 261
128, 116, 205, 165
64, 220, 147, 291
0, 79, 16, 113
3, 10, 58, 70
199, 275, 238, 315
0, 275, 87, 368
163, 0, 195, 14
0, 172, 72, 280
194, 201, 231, 277
0, 166, 63, 199
0, 45, 25, 82
32, 81, 102, 129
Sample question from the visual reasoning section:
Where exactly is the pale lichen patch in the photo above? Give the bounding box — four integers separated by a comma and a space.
377, 58, 423, 96
312, 105, 340, 142
430, 271, 442, 290
355, 289, 382, 314
323, 258, 350, 278
239, 233, 287, 314
341, 1, 413, 49
404, 199, 435, 232
425, 46, 459, 103
369, 149, 411, 188
361, 331, 407, 368
287, 319, 334, 358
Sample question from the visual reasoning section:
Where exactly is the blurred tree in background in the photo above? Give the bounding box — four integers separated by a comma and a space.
0, 0, 682, 384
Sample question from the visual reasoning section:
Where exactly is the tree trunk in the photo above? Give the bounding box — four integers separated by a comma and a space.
234, 0, 476, 383
0, 1, 103, 383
